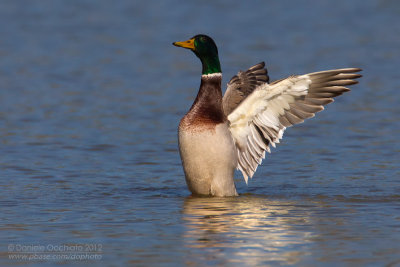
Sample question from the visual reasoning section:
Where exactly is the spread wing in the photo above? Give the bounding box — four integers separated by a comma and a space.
223, 62, 269, 116
227, 68, 362, 183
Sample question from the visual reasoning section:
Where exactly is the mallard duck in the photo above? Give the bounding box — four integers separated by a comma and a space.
173, 34, 361, 197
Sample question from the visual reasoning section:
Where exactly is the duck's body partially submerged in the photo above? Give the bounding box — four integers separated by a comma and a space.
178, 73, 238, 196
173, 34, 362, 197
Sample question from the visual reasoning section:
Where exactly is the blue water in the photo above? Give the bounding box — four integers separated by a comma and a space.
1, 0, 399, 266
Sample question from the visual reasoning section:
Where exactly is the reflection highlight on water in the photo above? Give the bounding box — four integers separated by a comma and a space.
182, 196, 314, 265
181, 195, 400, 266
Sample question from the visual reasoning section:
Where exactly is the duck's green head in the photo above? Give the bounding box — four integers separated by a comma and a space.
173, 34, 221, 75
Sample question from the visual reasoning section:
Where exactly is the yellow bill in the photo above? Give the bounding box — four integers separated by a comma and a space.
173, 38, 195, 50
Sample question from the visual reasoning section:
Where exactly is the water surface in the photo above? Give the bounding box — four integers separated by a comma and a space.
0, 0, 399, 266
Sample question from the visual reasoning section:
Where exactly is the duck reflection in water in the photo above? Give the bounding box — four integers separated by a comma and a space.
181, 195, 315, 265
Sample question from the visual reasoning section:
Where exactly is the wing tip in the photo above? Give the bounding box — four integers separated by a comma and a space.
337, 67, 363, 73
352, 67, 362, 72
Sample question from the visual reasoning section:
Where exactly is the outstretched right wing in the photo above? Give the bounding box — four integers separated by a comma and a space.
228, 68, 362, 182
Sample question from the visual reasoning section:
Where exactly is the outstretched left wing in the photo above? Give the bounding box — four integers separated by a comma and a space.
228, 68, 362, 183
223, 62, 269, 116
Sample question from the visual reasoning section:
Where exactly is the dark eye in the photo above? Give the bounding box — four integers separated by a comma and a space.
200, 37, 206, 42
